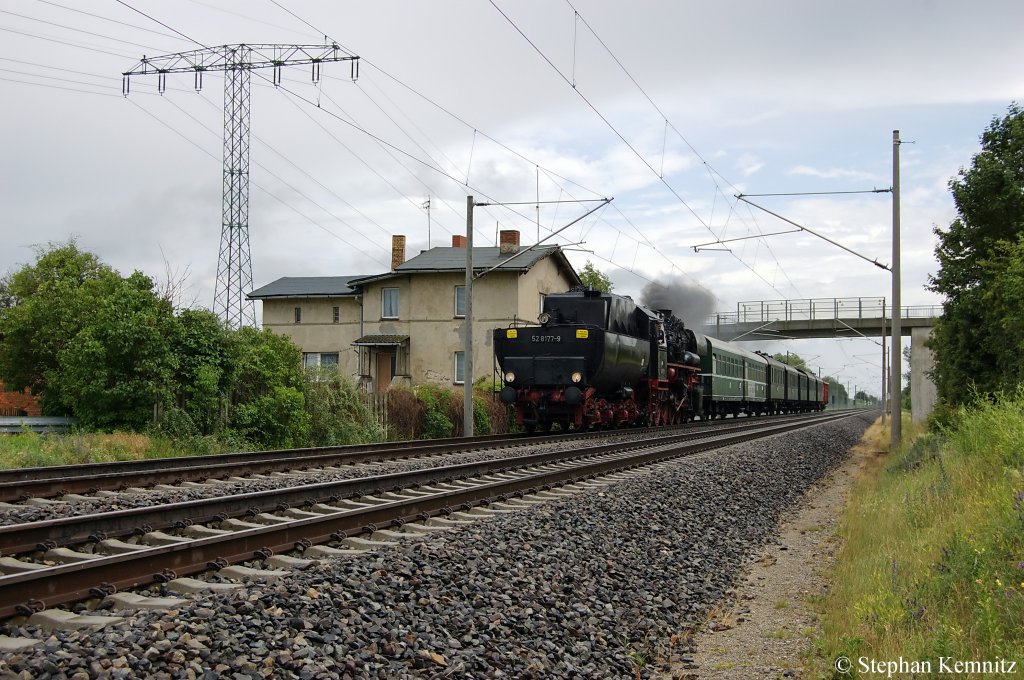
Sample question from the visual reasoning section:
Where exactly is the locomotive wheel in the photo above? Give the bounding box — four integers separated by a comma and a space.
524, 422, 537, 434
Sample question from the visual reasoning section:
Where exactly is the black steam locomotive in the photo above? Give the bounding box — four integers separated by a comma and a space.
493, 289, 827, 432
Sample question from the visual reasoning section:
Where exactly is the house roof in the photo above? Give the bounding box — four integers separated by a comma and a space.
247, 275, 372, 300
349, 245, 581, 286
247, 245, 580, 300
353, 334, 409, 346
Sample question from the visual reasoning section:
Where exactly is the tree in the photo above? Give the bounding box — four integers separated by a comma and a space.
773, 352, 808, 371
55, 271, 177, 429
0, 241, 122, 413
227, 327, 310, 448
578, 261, 613, 292
928, 104, 1024, 403
162, 309, 234, 436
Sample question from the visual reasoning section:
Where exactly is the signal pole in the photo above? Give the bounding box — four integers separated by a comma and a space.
123, 44, 359, 328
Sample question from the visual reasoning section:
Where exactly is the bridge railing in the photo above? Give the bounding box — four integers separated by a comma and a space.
699, 297, 942, 328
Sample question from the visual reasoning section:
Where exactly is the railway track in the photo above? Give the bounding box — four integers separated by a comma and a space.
0, 426, 682, 503
0, 411, 861, 622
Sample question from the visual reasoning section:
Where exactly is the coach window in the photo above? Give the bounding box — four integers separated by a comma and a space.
454, 351, 465, 384
382, 288, 399, 319
454, 286, 466, 318
294, 306, 302, 323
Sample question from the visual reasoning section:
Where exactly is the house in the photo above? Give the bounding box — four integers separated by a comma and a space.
248, 230, 581, 393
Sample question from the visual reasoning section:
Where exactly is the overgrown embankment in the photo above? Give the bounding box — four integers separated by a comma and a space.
817, 396, 1024, 674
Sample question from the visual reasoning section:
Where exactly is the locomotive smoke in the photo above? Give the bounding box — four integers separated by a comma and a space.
640, 277, 719, 327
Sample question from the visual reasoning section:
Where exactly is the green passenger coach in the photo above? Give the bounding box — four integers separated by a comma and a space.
699, 336, 768, 418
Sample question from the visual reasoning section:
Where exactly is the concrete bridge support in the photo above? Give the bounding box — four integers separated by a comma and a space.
911, 326, 938, 423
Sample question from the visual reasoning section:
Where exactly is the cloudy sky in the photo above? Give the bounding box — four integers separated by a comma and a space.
2, 0, 1022, 397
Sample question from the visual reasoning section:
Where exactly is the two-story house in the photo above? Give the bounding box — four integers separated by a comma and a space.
248, 230, 581, 393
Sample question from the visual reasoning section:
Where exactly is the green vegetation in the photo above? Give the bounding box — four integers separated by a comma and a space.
815, 394, 1024, 674
0, 430, 221, 469
929, 103, 1024, 404
578, 260, 613, 292
0, 242, 511, 467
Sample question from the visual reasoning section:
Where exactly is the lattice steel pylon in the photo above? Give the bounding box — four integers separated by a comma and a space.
123, 44, 359, 328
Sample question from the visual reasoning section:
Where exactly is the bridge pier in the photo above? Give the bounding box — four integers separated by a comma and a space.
910, 327, 938, 423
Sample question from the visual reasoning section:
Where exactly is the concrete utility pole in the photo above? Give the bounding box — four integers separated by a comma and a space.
464, 195, 475, 437
881, 310, 888, 426
123, 44, 358, 328
891, 130, 902, 449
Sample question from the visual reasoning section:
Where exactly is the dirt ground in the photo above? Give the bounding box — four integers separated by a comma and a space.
657, 421, 884, 679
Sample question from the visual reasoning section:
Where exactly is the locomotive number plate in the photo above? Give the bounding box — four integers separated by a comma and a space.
531, 335, 562, 343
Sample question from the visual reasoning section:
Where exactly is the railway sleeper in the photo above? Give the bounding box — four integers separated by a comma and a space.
26, 609, 124, 632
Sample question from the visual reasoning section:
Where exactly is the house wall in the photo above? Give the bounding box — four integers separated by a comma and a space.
260, 297, 362, 377
0, 380, 42, 416
257, 253, 578, 390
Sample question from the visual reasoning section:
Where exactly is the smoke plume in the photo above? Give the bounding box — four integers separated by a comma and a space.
640, 277, 719, 327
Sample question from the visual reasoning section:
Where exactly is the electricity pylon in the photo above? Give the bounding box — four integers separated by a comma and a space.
123, 44, 359, 328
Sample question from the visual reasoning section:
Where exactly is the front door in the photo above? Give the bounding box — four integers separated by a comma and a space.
376, 351, 396, 393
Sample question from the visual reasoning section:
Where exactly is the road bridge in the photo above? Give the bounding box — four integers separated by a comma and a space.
695, 297, 942, 423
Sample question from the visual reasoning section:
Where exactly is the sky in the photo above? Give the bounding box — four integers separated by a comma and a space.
2, 0, 1022, 398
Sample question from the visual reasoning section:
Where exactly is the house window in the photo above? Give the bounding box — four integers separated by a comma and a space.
382, 288, 399, 318
454, 351, 465, 384
303, 352, 340, 372
454, 285, 466, 318
294, 306, 302, 323
332, 306, 340, 323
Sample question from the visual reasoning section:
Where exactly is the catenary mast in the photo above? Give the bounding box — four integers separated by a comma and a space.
123, 44, 359, 328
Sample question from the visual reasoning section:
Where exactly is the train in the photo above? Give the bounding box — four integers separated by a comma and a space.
492, 289, 828, 432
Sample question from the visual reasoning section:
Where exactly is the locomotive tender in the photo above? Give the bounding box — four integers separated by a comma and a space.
493, 289, 827, 432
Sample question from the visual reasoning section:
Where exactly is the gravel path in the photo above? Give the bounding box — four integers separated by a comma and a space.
0, 413, 872, 679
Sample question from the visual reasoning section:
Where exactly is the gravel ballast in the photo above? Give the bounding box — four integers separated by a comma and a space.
0, 412, 873, 679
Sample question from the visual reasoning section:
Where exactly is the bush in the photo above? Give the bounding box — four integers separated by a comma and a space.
303, 370, 383, 445
416, 385, 454, 439
385, 388, 425, 441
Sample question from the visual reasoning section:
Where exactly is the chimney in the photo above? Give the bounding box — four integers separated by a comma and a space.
452, 234, 467, 248
499, 229, 520, 255
391, 234, 406, 270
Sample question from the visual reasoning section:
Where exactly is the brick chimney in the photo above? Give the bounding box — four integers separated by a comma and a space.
391, 234, 406, 270
452, 234, 467, 248
499, 229, 520, 255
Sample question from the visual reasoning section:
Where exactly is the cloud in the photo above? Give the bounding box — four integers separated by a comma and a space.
735, 154, 765, 177
788, 165, 883, 183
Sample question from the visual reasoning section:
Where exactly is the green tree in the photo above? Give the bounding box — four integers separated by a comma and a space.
227, 327, 309, 448
578, 260, 613, 292
773, 352, 808, 370
162, 309, 234, 436
928, 104, 1024, 403
0, 242, 122, 413
55, 271, 176, 429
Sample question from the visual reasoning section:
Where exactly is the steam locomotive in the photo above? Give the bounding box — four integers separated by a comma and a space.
493, 289, 827, 432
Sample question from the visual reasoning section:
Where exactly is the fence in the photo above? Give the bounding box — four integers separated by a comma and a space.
0, 416, 77, 434
362, 392, 391, 438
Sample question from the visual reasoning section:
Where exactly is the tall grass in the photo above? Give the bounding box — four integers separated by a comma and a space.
816, 396, 1024, 674
0, 430, 226, 469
